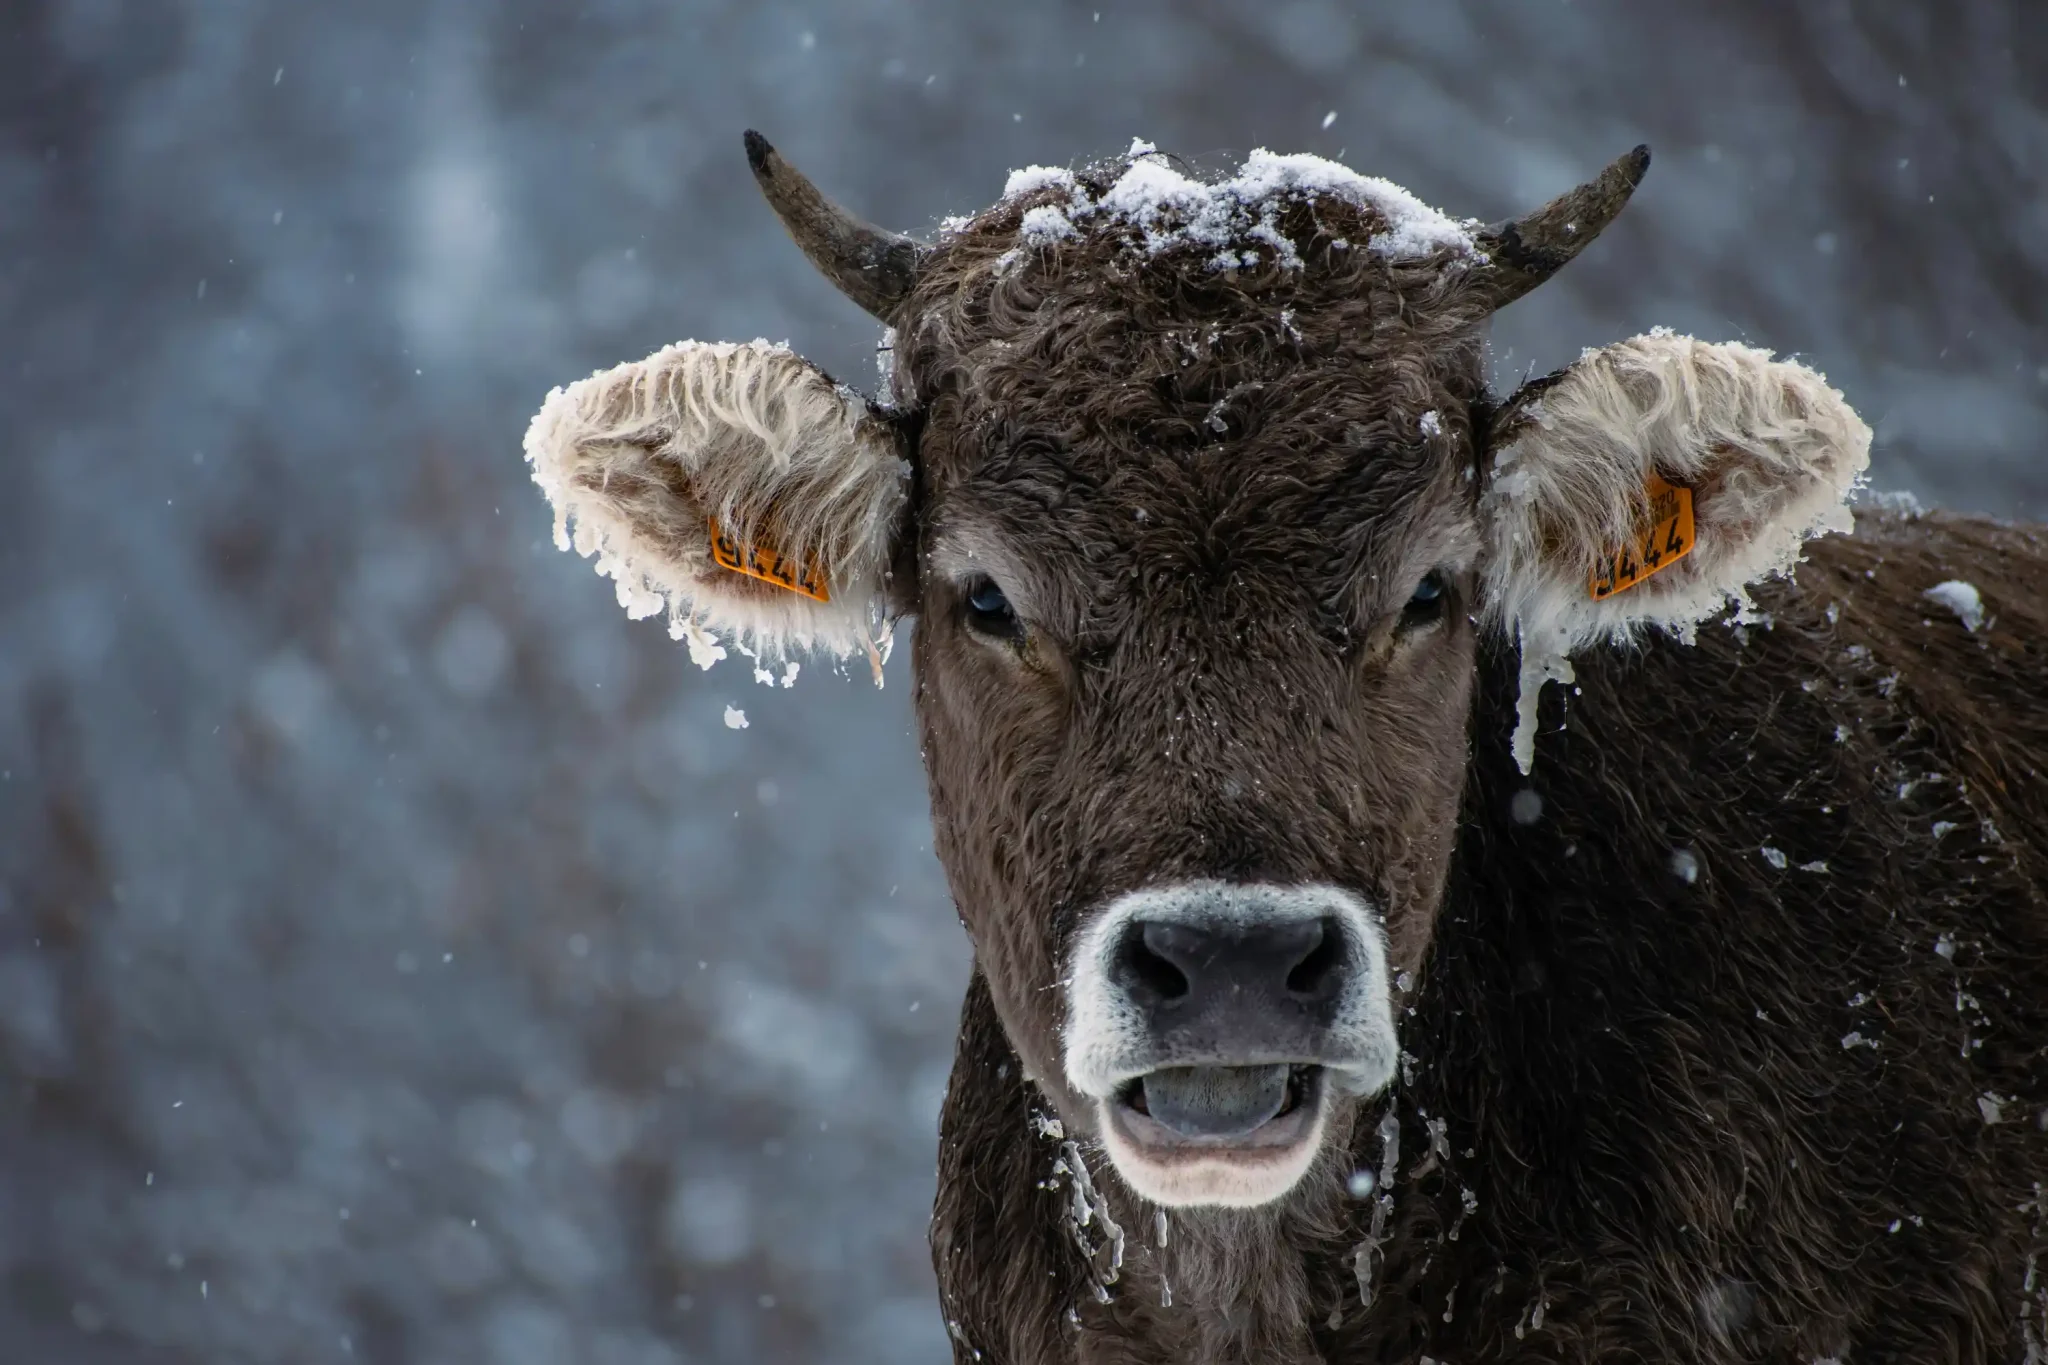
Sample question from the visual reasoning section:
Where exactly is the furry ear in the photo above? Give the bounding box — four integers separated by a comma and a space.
1481, 330, 1871, 647
524, 340, 909, 665
1478, 330, 1871, 770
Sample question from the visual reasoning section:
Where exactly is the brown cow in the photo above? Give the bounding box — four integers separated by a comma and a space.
525, 134, 2048, 1363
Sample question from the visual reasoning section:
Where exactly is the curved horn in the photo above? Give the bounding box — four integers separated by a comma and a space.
744, 130, 925, 320
1471, 145, 1651, 310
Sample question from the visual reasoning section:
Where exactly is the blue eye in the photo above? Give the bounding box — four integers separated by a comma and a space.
965, 577, 1022, 638
1402, 571, 1449, 626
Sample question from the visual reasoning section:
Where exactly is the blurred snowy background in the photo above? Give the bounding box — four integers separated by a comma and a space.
0, 0, 2041, 1360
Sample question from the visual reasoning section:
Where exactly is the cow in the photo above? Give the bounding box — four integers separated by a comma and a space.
523, 132, 2048, 1363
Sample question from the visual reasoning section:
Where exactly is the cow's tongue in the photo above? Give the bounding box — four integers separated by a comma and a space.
1139, 1065, 1291, 1138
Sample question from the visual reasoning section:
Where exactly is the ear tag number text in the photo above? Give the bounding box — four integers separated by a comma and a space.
708, 517, 831, 603
1589, 473, 1696, 601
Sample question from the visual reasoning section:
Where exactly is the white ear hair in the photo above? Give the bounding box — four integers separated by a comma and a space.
1479, 331, 1870, 772
524, 339, 908, 663
1481, 331, 1870, 652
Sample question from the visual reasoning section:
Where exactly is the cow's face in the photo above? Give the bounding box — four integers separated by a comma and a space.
896, 196, 1491, 1204
909, 402, 1480, 1205
526, 137, 1870, 1209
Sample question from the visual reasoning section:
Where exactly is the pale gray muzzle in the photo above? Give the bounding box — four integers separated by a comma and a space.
1063, 881, 1399, 1110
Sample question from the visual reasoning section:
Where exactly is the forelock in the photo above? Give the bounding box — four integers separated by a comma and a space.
893, 149, 1494, 467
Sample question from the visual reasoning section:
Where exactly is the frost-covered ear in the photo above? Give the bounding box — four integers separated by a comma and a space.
524, 340, 909, 664
1480, 330, 1870, 653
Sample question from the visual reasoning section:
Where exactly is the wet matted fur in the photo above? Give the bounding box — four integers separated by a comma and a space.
933, 509, 2048, 1363
528, 143, 2048, 1363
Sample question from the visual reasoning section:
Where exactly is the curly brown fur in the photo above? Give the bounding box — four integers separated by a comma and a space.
530, 144, 2048, 1363
900, 159, 1498, 1362
933, 511, 2048, 1364
889, 158, 2046, 1362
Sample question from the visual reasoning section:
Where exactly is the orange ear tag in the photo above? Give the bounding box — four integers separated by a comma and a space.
707, 517, 831, 603
1588, 473, 1697, 601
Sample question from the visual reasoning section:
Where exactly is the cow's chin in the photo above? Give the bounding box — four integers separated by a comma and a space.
1096, 1065, 1329, 1208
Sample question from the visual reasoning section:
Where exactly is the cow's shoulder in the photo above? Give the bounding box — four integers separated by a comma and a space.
1429, 510, 2048, 1356
1801, 509, 2048, 888
1498, 506, 2048, 896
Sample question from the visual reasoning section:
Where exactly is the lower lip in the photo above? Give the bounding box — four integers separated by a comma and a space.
1108, 1065, 1325, 1155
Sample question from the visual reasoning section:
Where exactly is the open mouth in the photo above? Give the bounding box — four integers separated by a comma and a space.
1108, 1063, 1325, 1153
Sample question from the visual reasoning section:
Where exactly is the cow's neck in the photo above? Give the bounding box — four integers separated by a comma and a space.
1095, 1161, 1361, 1363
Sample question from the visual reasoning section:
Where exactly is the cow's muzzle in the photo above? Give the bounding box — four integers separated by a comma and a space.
1063, 882, 1398, 1208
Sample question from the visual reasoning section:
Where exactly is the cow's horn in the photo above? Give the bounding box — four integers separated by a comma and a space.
744, 130, 926, 320
1470, 145, 1651, 309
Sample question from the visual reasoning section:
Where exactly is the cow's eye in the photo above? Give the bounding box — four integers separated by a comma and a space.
964, 577, 1023, 640
1400, 571, 1449, 629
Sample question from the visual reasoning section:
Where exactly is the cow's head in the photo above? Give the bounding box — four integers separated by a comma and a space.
526, 134, 1869, 1209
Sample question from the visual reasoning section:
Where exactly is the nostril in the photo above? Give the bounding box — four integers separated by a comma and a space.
1117, 923, 1192, 1003
1112, 914, 1349, 1011
1284, 917, 1347, 999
